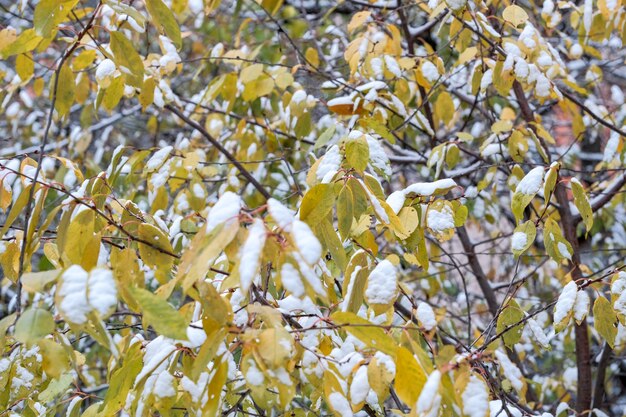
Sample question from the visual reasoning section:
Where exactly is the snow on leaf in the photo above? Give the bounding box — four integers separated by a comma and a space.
57, 265, 117, 325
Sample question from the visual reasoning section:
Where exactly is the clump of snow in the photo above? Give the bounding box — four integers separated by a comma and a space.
516, 167, 544, 195
280, 263, 305, 297
95, 59, 117, 88
350, 365, 369, 404
416, 370, 442, 414
267, 198, 295, 230
462, 375, 489, 417
494, 350, 524, 392
292, 220, 322, 265
511, 232, 528, 251
554, 281, 578, 326
245, 360, 265, 386
557, 241, 571, 260
427, 205, 455, 232
146, 146, 173, 172
316, 145, 341, 183
58, 265, 117, 324
328, 392, 353, 417
417, 302, 437, 331
205, 192, 242, 232
365, 260, 398, 305
573, 290, 589, 322
385, 179, 457, 215
526, 318, 550, 348
421, 61, 439, 83
239, 219, 267, 292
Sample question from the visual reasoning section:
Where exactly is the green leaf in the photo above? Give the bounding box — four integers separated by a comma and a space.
344, 135, 369, 173
299, 184, 336, 226
34, 0, 78, 38
496, 298, 524, 348
129, 287, 188, 340
145, 0, 182, 49
594, 296, 617, 348
55, 64, 75, 116
511, 220, 536, 257
314, 125, 335, 150
571, 178, 593, 233
109, 32, 144, 88
1, 29, 42, 57
21, 269, 60, 293
337, 185, 354, 241
15, 308, 55, 346
330, 311, 397, 356
137, 223, 175, 282
543, 218, 573, 263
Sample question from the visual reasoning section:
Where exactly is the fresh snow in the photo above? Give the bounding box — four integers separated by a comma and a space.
238, 219, 267, 292
349, 365, 369, 404
292, 220, 322, 265
427, 205, 455, 232
494, 350, 524, 392
417, 302, 437, 331
573, 290, 590, 322
421, 61, 439, 83
365, 260, 398, 305
58, 265, 117, 324
146, 146, 174, 171
267, 198, 295, 230
554, 281, 578, 326
328, 392, 353, 417
205, 192, 242, 232
316, 145, 341, 182
416, 370, 442, 415
280, 262, 305, 297
462, 375, 489, 417
516, 167, 544, 195
511, 232, 528, 251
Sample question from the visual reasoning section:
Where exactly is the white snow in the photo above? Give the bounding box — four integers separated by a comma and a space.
511, 232, 528, 252
365, 260, 398, 305
292, 220, 322, 265
462, 375, 489, 417
526, 318, 550, 348
421, 61, 439, 84
153, 371, 176, 398
384, 55, 402, 77
316, 145, 341, 182
146, 147, 173, 172
238, 219, 267, 292
386, 191, 406, 214
95, 59, 117, 88
554, 281, 577, 326
570, 43, 583, 58
494, 350, 524, 392
328, 392, 353, 417
417, 302, 437, 331
573, 290, 590, 322
416, 370, 442, 415
557, 241, 571, 260
515, 167, 544, 195
350, 365, 369, 404
245, 360, 265, 386
404, 179, 457, 197
280, 262, 305, 297
427, 205, 455, 232
327, 96, 354, 107
58, 265, 117, 324
206, 192, 242, 232
374, 352, 396, 376
267, 198, 295, 230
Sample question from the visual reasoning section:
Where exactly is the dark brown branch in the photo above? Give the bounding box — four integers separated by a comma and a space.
165, 104, 272, 200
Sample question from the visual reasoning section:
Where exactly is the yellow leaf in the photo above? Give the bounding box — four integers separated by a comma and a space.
145, 0, 182, 48
503, 5, 529, 27
55, 64, 75, 116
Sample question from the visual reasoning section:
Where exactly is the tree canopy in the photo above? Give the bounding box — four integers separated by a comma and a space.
0, 0, 626, 416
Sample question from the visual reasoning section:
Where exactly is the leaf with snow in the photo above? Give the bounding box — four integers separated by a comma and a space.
56, 265, 117, 325
553, 281, 578, 333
